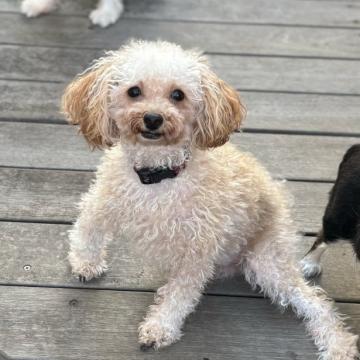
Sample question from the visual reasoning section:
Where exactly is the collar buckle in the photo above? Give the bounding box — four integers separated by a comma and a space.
134, 163, 185, 184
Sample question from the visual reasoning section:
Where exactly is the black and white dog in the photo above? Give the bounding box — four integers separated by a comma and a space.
301, 144, 360, 278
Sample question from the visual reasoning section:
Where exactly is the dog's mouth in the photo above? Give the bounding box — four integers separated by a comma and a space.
141, 131, 163, 140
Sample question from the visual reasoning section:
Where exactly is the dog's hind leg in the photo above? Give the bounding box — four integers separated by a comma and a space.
138, 251, 215, 351
243, 231, 359, 360
300, 230, 328, 278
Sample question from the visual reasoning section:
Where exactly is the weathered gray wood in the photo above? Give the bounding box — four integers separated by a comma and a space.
0, 167, 92, 223
0, 122, 357, 180
2, 81, 360, 135
1, 0, 360, 28
1, 221, 359, 301
1, 286, 359, 359
244, 92, 360, 135
0, 122, 100, 171
0, 81, 65, 123
1, 15, 360, 59
0, 167, 331, 234
2, 45, 360, 94
0, 286, 313, 359
231, 133, 359, 181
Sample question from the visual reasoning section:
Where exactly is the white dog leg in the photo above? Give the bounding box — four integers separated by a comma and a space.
68, 193, 114, 282
138, 256, 214, 350
89, 0, 124, 28
243, 235, 359, 360
21, 0, 59, 17
301, 242, 327, 279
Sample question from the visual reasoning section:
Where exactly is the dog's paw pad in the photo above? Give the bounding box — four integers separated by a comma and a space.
300, 257, 322, 279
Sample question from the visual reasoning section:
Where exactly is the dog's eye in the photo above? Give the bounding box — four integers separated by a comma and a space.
127, 86, 141, 98
170, 89, 185, 102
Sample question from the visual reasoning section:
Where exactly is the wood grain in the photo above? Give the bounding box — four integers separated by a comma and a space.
2, 45, 360, 94
1, 15, 360, 59
1, 0, 359, 28
0, 122, 357, 180
1, 220, 359, 301
0, 286, 359, 360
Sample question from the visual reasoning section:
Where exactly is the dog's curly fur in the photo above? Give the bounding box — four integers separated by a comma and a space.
62, 40, 359, 359
21, 0, 123, 28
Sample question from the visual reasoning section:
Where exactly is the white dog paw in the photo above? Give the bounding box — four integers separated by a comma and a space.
76, 261, 108, 283
69, 253, 108, 282
138, 318, 181, 351
300, 257, 322, 279
21, 0, 58, 17
89, 2, 124, 28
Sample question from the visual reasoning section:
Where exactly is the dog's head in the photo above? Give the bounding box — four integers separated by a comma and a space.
62, 40, 246, 149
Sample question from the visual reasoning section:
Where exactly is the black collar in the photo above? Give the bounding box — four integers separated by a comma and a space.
134, 163, 186, 184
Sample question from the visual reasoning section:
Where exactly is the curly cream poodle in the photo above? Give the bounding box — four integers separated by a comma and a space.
62, 40, 359, 359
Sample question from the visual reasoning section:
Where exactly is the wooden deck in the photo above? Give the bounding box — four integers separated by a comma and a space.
0, 0, 360, 358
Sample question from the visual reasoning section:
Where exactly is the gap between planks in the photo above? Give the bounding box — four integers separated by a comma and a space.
1, 10, 360, 30
0, 282, 359, 305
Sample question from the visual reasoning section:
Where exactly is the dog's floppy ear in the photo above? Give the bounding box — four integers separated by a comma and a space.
61, 60, 119, 149
194, 67, 246, 149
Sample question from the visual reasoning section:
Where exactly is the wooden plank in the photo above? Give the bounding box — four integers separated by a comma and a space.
2, 81, 360, 135
1, 220, 359, 301
0, 122, 100, 171
1, 0, 359, 28
0, 81, 65, 123
0, 122, 357, 180
244, 92, 360, 135
2, 46, 360, 95
0, 167, 92, 223
0, 168, 330, 233
1, 16, 360, 59
0, 286, 314, 360
1, 286, 359, 360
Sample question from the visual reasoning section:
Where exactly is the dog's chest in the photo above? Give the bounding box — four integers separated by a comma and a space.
114, 172, 251, 267
119, 177, 196, 234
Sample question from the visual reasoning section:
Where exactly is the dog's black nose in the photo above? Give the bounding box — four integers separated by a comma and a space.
143, 113, 163, 130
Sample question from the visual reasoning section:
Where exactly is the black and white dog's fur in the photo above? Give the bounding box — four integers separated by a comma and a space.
301, 144, 360, 278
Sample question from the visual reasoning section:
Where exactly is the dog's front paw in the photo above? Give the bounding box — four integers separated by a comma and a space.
138, 318, 181, 351
300, 256, 322, 279
68, 252, 108, 282
21, 0, 58, 17
89, 2, 124, 28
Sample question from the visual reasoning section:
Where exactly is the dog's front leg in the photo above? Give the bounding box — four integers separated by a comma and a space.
138, 255, 215, 350
68, 192, 114, 282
